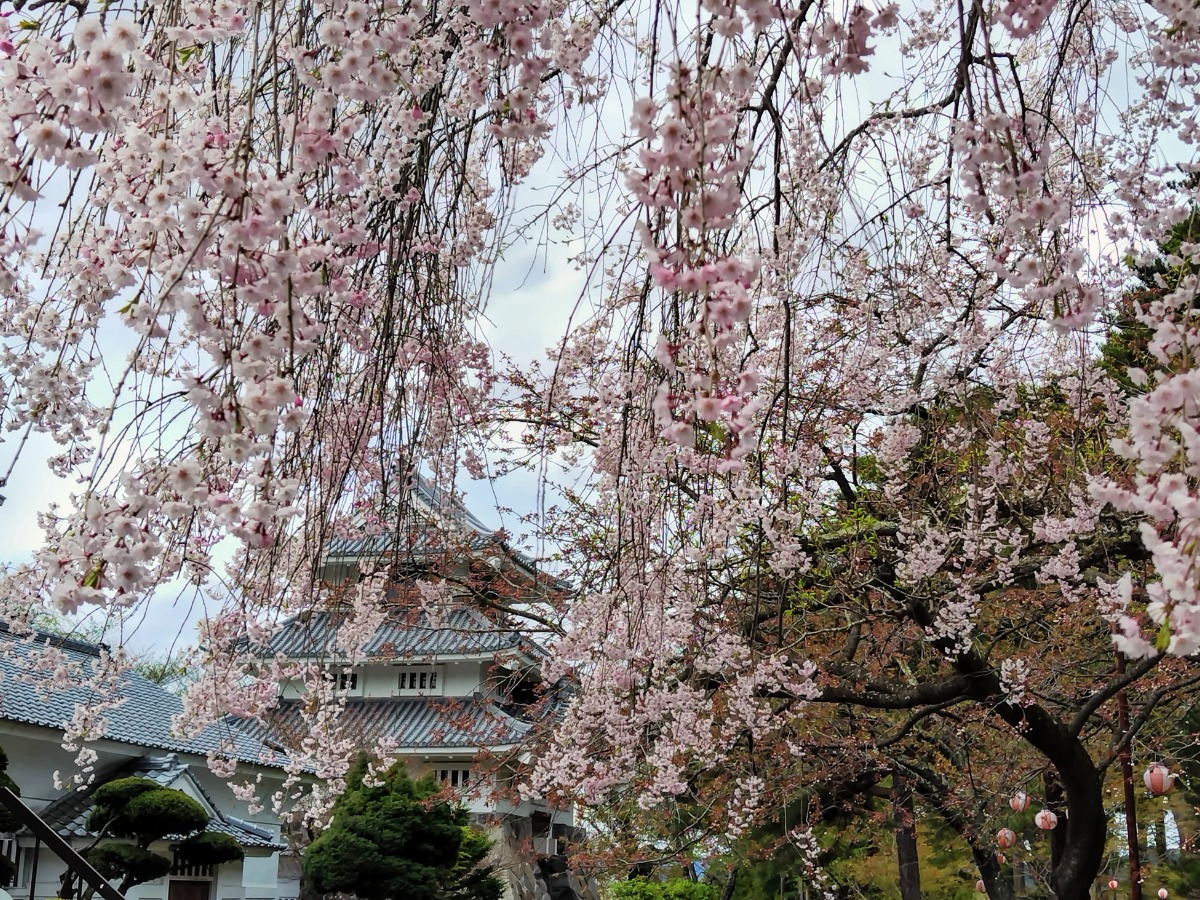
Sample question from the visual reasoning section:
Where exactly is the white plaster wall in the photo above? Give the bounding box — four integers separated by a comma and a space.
361, 664, 401, 698
317, 560, 358, 585
14, 843, 255, 900
274, 663, 390, 698
188, 764, 285, 840
276, 679, 303, 701
240, 855, 277, 893
404, 759, 496, 814
0, 730, 141, 812
23, 844, 69, 900
273, 855, 301, 900
442, 661, 483, 696
191, 764, 285, 900
214, 857, 247, 900
283, 660, 486, 699
360, 660, 484, 697
278, 668, 364, 700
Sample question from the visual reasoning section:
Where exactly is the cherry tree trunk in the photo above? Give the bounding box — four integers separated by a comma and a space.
957, 656, 1108, 900
971, 845, 1016, 900
892, 771, 922, 900
1046, 759, 1107, 900
1044, 772, 1067, 872
1117, 653, 1143, 900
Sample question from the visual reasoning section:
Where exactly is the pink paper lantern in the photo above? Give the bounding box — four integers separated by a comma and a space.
1009, 790, 1030, 812
1144, 762, 1174, 796
997, 828, 1017, 849
976, 879, 987, 894
1034, 809, 1058, 830
1109, 880, 1120, 890
1158, 890, 1168, 899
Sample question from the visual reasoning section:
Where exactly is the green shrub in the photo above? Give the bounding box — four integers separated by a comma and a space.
176, 832, 245, 867
302, 754, 503, 900
607, 877, 718, 900
86, 843, 172, 886
0, 775, 20, 834
79, 778, 214, 893
89, 779, 209, 844
87, 779, 163, 834
122, 789, 209, 842
0, 742, 21, 836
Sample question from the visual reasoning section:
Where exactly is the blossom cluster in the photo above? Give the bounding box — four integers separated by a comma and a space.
627, 66, 766, 471
6, 0, 1200, 868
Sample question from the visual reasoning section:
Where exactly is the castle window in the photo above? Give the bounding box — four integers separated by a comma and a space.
438, 768, 471, 788
337, 672, 358, 691
396, 667, 441, 695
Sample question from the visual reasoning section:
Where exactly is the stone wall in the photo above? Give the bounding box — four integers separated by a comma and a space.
488, 823, 602, 900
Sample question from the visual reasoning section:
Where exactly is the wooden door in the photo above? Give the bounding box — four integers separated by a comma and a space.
168, 879, 212, 900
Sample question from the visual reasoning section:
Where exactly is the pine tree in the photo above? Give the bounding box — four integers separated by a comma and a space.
81, 778, 242, 894
301, 756, 503, 900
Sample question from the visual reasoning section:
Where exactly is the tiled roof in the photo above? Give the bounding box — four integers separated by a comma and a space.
323, 475, 544, 580
245, 697, 531, 751
257, 606, 544, 661
256, 476, 558, 664
324, 529, 494, 560
36, 754, 285, 849
206, 815, 281, 848
0, 628, 288, 769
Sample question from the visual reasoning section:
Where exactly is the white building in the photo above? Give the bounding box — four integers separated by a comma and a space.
257, 603, 575, 856
249, 480, 577, 858
0, 627, 294, 900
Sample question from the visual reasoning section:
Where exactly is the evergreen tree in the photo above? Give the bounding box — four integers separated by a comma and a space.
80, 777, 243, 894
1099, 209, 1200, 395
302, 755, 503, 900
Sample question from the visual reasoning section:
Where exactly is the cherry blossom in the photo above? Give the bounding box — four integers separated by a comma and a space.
0, 0, 1199, 887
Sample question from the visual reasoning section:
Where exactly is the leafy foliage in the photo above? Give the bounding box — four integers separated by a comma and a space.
1099, 212, 1200, 395
121, 789, 211, 843
0, 743, 20, 886
86, 843, 173, 887
606, 877, 718, 900
86, 778, 162, 834
176, 832, 245, 868
89, 779, 209, 844
447, 826, 504, 900
0, 741, 22, 840
302, 755, 503, 900
80, 778, 216, 893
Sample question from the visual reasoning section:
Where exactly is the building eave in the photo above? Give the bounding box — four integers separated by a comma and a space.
405, 744, 521, 758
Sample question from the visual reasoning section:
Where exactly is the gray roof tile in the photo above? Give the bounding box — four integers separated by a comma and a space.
323, 475, 545, 581
257, 607, 542, 660
244, 697, 530, 750
0, 628, 289, 769
36, 754, 285, 849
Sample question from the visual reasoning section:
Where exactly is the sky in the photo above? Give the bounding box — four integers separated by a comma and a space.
0, 0, 630, 657
0, 235, 586, 656
0, 0, 1155, 657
